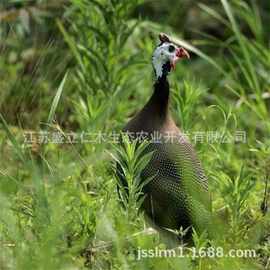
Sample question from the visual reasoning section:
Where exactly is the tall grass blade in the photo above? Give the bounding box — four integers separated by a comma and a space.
0, 113, 25, 162
220, 0, 260, 94
198, 3, 230, 28
47, 72, 68, 125
168, 35, 227, 76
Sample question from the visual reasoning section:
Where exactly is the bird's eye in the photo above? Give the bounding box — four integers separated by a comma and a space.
168, 45, 175, 53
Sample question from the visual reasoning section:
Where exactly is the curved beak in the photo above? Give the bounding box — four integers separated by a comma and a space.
171, 47, 190, 70
176, 47, 190, 59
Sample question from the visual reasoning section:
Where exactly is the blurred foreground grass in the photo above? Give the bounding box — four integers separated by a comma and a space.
0, 0, 270, 269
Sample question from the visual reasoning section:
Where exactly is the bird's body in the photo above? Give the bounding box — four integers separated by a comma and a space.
120, 34, 212, 237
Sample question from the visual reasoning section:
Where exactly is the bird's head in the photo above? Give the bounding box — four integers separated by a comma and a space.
152, 33, 190, 79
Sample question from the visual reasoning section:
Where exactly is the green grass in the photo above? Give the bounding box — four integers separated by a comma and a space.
0, 0, 270, 269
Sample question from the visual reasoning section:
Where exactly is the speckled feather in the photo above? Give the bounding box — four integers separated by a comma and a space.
118, 37, 212, 235
140, 138, 211, 234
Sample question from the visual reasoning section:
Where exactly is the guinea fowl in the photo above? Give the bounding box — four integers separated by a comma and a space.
120, 33, 212, 239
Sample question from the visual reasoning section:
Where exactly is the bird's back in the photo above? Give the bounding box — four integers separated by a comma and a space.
123, 117, 212, 235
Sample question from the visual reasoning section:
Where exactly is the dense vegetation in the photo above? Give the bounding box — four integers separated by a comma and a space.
0, 0, 269, 269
